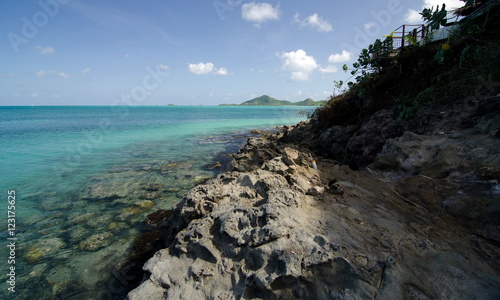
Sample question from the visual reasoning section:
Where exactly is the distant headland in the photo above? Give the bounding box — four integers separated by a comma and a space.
220, 95, 326, 106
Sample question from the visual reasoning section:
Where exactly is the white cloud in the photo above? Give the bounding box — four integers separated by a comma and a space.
424, 0, 464, 9
59, 72, 69, 78
188, 62, 229, 75
307, 14, 333, 32
404, 0, 465, 23
36, 71, 47, 78
364, 23, 375, 30
279, 49, 318, 81
328, 50, 353, 63
242, 2, 280, 26
81, 67, 92, 74
31, 92, 39, 98
404, 9, 423, 23
158, 64, 169, 70
124, 53, 131, 58
214, 67, 228, 75
290, 72, 309, 81
319, 65, 338, 73
35, 45, 55, 55
188, 62, 214, 75
294, 13, 333, 32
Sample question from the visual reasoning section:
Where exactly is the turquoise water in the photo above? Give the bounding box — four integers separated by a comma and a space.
0, 105, 311, 299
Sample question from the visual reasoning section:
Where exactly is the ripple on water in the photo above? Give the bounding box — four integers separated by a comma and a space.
5, 130, 257, 299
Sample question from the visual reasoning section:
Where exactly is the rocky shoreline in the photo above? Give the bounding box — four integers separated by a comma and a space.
127, 96, 500, 299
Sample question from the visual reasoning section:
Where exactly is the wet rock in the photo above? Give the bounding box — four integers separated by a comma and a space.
205, 161, 222, 169
118, 201, 155, 219
68, 212, 95, 225
39, 196, 74, 211
192, 175, 212, 185
164, 187, 182, 193
161, 161, 190, 171
24, 238, 66, 263
82, 183, 128, 200
143, 209, 173, 229
139, 191, 162, 200
46, 266, 74, 296
87, 213, 113, 229
68, 225, 89, 243
28, 263, 48, 278
107, 222, 129, 232
78, 232, 113, 251
142, 183, 163, 191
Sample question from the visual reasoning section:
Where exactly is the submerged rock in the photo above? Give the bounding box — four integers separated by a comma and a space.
24, 238, 66, 264
78, 232, 113, 251
81, 183, 129, 200
143, 209, 173, 229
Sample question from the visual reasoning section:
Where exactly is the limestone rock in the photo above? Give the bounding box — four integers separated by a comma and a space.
127, 109, 500, 299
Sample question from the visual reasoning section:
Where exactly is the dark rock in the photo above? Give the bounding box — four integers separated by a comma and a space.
345, 109, 402, 169
142, 184, 163, 191
143, 209, 173, 229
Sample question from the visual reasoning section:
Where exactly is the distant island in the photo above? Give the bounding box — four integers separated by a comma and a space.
220, 95, 326, 106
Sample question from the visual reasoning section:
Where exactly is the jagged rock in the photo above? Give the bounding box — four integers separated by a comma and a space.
345, 109, 402, 169
306, 186, 324, 196
128, 105, 500, 299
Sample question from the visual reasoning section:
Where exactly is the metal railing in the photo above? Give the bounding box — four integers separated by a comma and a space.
392, 24, 427, 49
371, 24, 428, 60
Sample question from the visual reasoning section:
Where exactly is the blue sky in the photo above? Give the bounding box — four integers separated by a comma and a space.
1, 0, 465, 106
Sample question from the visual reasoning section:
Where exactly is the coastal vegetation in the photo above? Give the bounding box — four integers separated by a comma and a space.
220, 94, 327, 106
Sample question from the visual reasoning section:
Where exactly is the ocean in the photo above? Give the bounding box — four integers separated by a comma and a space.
0, 105, 311, 299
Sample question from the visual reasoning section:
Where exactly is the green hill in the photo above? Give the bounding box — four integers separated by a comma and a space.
220, 95, 326, 106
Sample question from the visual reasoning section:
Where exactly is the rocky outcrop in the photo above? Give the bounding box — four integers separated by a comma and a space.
127, 101, 500, 300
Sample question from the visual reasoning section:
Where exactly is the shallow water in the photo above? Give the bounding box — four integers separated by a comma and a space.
0, 105, 311, 299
